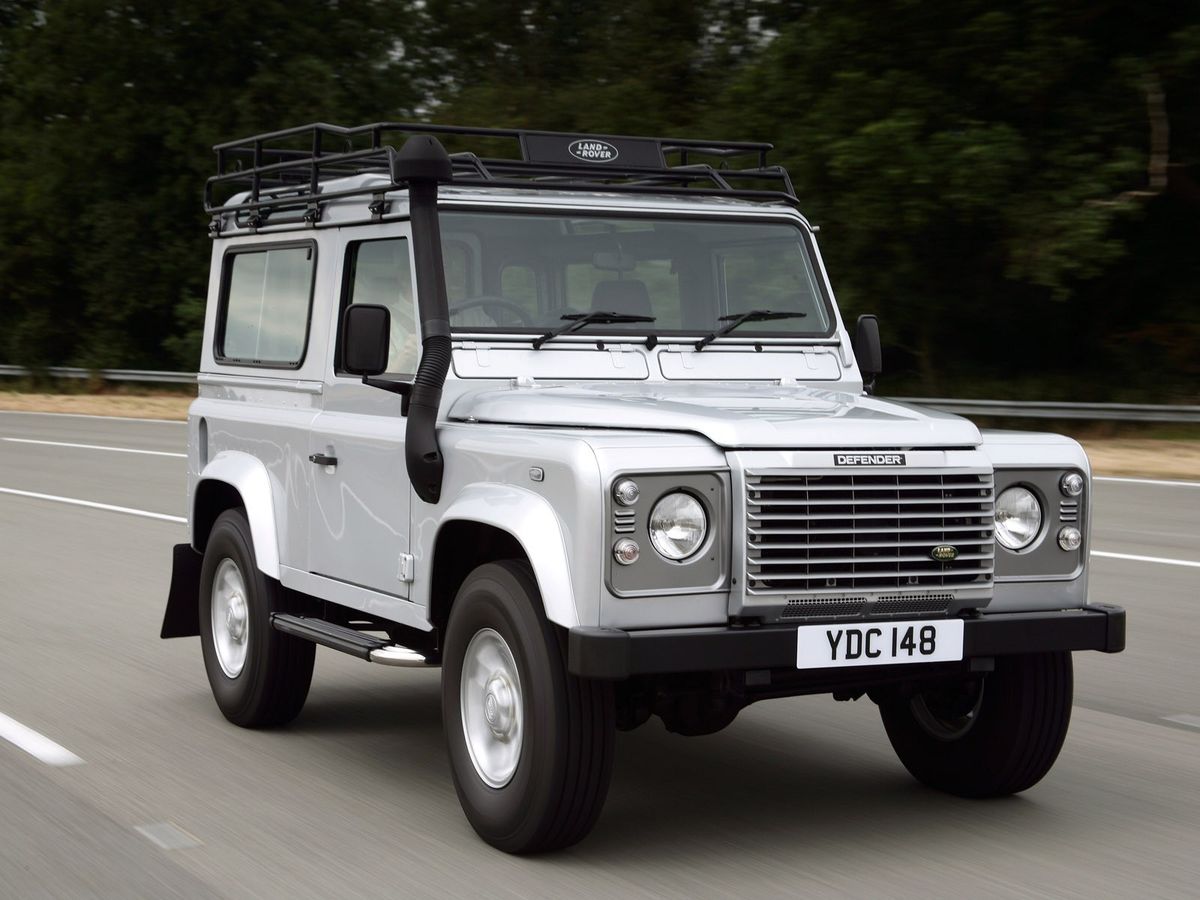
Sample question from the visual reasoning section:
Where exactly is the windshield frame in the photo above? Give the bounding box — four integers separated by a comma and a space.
435, 203, 839, 343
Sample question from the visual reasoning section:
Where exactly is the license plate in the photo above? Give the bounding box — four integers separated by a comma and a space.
795, 619, 964, 670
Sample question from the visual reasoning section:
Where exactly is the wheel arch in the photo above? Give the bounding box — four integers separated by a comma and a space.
430, 484, 579, 634
192, 451, 281, 579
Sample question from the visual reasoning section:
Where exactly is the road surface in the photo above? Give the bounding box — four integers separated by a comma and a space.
1, 410, 1197, 898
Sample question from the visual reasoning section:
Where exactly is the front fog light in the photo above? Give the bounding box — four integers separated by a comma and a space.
1058, 526, 1082, 551
649, 492, 708, 560
613, 538, 640, 566
995, 485, 1043, 550
1060, 472, 1084, 497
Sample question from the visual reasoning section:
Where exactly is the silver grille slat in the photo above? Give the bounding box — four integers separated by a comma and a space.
745, 470, 995, 595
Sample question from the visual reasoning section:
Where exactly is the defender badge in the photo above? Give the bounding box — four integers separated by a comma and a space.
930, 545, 959, 561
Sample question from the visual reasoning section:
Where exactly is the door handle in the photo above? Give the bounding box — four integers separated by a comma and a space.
309, 453, 338, 467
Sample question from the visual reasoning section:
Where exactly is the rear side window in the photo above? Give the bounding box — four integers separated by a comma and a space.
217, 244, 315, 366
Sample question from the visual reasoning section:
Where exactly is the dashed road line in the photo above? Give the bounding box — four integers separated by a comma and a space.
0, 711, 84, 767
1163, 714, 1200, 730
1095, 475, 1200, 488
0, 487, 185, 523
135, 822, 203, 850
2, 437, 186, 458
1092, 550, 1200, 569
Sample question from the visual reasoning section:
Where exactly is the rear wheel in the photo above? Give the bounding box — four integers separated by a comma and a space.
878, 652, 1073, 797
442, 561, 615, 853
199, 509, 315, 727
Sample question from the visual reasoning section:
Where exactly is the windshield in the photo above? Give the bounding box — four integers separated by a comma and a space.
440, 211, 833, 338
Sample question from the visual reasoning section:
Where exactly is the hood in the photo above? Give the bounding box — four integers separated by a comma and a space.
447, 382, 981, 449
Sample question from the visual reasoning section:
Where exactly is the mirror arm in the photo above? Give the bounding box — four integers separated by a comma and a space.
361, 376, 413, 415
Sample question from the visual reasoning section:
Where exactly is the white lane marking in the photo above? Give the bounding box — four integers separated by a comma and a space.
135, 822, 203, 850
0, 409, 183, 425
1164, 714, 1200, 729
1095, 475, 1200, 488
2, 437, 185, 458
0, 487, 185, 523
1092, 550, 1200, 569
0, 712, 84, 766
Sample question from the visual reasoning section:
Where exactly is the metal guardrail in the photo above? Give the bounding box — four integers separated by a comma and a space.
0, 364, 195, 385
890, 397, 1200, 423
1, 365, 1197, 422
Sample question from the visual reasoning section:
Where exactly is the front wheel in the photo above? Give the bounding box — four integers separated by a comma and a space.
878, 652, 1073, 798
442, 561, 615, 853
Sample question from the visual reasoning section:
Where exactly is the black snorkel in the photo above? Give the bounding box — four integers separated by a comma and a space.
390, 136, 454, 504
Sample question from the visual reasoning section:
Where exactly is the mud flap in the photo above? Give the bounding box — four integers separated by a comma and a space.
161, 543, 202, 638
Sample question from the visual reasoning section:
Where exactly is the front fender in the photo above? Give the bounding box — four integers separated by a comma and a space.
195, 451, 281, 579
439, 483, 578, 628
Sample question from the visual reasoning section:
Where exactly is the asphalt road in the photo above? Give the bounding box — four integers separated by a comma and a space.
1, 410, 1197, 899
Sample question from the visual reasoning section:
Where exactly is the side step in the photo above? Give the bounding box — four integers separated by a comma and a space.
270, 614, 433, 667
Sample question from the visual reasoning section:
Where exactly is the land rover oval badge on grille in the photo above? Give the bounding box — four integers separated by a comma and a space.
930, 545, 959, 561
569, 139, 619, 163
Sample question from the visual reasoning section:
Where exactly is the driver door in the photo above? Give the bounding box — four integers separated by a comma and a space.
307, 225, 419, 611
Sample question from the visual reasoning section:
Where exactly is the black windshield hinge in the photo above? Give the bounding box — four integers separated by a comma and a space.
368, 194, 391, 220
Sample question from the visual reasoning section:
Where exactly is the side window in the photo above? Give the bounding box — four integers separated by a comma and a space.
218, 244, 314, 366
344, 238, 418, 376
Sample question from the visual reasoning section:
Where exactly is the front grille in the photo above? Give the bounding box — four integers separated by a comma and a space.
746, 470, 995, 594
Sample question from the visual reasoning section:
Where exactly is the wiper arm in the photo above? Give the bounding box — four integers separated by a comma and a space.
532, 310, 656, 350
694, 309, 807, 351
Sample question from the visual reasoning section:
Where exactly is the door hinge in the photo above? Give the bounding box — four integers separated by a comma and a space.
397, 553, 415, 583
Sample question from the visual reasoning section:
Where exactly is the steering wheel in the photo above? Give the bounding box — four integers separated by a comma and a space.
448, 295, 535, 327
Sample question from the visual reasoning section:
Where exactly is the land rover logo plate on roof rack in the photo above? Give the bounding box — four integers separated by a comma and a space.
568, 140, 619, 163
520, 132, 667, 168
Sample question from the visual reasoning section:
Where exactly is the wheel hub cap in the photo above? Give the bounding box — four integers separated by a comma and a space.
460, 628, 523, 788
211, 559, 250, 679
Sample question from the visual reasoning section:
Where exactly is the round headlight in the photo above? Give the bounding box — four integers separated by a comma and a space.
995, 486, 1043, 551
649, 492, 708, 561
1060, 472, 1084, 497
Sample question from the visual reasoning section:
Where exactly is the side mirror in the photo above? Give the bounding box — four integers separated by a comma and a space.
853, 314, 882, 394
342, 304, 390, 376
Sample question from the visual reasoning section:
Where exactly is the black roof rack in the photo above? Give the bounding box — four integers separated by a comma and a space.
205, 122, 800, 231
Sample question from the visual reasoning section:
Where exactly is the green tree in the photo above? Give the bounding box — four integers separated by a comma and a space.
0, 0, 421, 369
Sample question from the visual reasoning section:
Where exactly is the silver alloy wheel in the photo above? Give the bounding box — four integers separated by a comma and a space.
460, 627, 524, 788
211, 558, 250, 679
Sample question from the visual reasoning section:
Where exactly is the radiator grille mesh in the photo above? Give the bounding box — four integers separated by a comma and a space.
746, 471, 995, 595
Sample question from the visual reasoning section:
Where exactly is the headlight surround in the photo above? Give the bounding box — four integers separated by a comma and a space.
648, 492, 708, 561
995, 485, 1043, 551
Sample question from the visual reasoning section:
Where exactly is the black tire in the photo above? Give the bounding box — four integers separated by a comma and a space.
442, 561, 615, 853
879, 652, 1073, 798
199, 509, 315, 727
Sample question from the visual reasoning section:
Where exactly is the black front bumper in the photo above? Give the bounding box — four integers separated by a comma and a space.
568, 603, 1126, 680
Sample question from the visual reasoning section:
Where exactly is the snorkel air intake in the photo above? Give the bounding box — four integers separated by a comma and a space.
391, 136, 454, 504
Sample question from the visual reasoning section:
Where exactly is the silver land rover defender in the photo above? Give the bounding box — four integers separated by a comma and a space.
162, 122, 1126, 853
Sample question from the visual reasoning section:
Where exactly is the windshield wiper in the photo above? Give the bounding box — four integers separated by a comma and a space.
694, 309, 807, 351
532, 310, 656, 350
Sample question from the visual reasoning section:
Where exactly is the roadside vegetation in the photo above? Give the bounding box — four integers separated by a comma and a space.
1, 1, 1196, 401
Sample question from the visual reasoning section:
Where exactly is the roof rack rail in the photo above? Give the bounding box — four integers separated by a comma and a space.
205, 122, 799, 230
